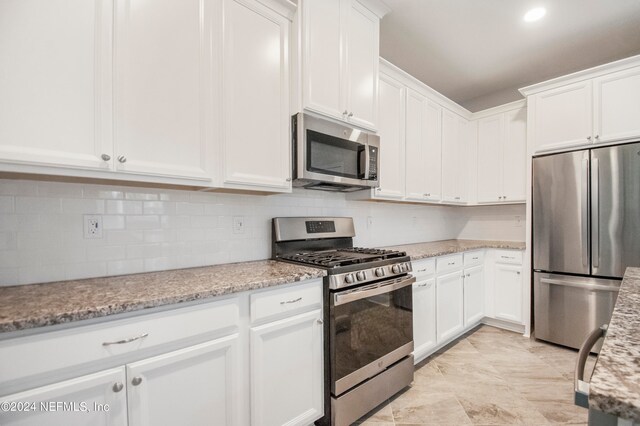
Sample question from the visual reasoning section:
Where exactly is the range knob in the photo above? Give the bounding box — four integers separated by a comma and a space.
356, 271, 366, 281
375, 268, 385, 277
391, 265, 401, 274
344, 274, 355, 284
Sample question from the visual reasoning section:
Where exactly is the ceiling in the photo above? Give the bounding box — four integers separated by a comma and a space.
379, 0, 640, 112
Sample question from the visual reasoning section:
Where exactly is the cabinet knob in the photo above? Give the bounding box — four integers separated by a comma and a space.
348, 112, 354, 117
101, 154, 111, 161
131, 376, 143, 386
517, 271, 521, 275
595, 134, 600, 139
117, 155, 127, 163
424, 193, 431, 197
286, 177, 292, 182
587, 136, 592, 141
317, 319, 324, 325
342, 110, 348, 116
112, 382, 124, 393
503, 195, 507, 199
498, 196, 503, 199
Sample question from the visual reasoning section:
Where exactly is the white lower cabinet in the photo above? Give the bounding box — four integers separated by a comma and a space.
126, 336, 241, 426
494, 263, 523, 324
436, 270, 464, 342
250, 309, 323, 426
0, 367, 128, 426
412, 277, 437, 360
463, 265, 484, 327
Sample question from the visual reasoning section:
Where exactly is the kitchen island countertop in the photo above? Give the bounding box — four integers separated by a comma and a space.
589, 267, 640, 422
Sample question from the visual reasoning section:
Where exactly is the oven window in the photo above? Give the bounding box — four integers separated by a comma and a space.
330, 283, 413, 392
307, 130, 364, 179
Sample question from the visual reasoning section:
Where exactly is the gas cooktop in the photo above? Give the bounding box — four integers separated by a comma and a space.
279, 247, 407, 268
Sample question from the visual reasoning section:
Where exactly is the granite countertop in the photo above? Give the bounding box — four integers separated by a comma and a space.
384, 239, 526, 260
589, 267, 640, 422
0, 260, 325, 334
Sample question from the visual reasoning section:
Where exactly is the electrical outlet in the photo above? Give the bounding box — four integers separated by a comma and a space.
84, 215, 103, 239
366, 216, 374, 230
232, 216, 245, 234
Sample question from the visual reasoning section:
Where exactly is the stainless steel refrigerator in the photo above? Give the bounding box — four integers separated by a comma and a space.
532, 142, 640, 350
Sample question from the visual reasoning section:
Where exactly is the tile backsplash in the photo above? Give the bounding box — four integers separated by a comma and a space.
0, 179, 524, 286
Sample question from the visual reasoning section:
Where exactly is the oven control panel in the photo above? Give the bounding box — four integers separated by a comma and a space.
305, 220, 336, 234
329, 261, 413, 290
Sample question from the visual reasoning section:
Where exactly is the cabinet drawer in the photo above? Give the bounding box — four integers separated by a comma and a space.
0, 297, 240, 390
412, 258, 436, 277
436, 254, 464, 274
464, 250, 484, 267
250, 279, 323, 324
495, 250, 523, 265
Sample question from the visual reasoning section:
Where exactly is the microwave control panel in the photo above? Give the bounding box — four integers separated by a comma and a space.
368, 146, 378, 179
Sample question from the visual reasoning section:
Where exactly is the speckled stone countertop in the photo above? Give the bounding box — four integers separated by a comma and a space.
0, 261, 325, 334
589, 267, 640, 422
384, 239, 526, 260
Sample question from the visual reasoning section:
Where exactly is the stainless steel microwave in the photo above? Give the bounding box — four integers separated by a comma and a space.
291, 113, 380, 192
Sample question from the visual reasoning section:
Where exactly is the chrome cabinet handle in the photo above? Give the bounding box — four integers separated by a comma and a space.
101, 154, 111, 161
112, 382, 124, 393
503, 195, 507, 199
467, 273, 471, 277
102, 332, 149, 346
348, 112, 354, 117
498, 196, 503, 199
316, 319, 323, 324
595, 134, 600, 139
417, 283, 428, 287
574, 325, 607, 408
280, 297, 302, 305
454, 197, 460, 200
286, 177, 292, 182
131, 377, 143, 386
517, 271, 521, 275
587, 136, 592, 141
448, 262, 456, 265
500, 256, 514, 259
424, 193, 431, 197
342, 110, 348, 116
117, 155, 127, 163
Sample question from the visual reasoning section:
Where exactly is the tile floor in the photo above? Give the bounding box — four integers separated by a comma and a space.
356, 325, 596, 425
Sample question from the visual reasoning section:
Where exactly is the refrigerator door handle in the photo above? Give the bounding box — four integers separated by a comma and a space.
581, 157, 589, 267
540, 277, 619, 292
592, 158, 600, 269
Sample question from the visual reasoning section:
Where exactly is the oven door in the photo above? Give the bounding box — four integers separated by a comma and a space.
330, 275, 414, 396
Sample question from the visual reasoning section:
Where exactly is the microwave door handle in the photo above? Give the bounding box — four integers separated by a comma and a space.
334, 276, 415, 306
363, 145, 370, 180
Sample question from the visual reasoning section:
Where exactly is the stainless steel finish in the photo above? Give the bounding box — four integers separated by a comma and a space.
293, 112, 380, 190
591, 143, 640, 278
581, 157, 590, 267
534, 272, 619, 350
131, 376, 143, 386
272, 216, 355, 242
112, 382, 124, 393
330, 260, 412, 289
101, 154, 111, 161
574, 324, 607, 408
333, 341, 414, 396
102, 332, 149, 346
533, 150, 590, 275
280, 297, 302, 305
117, 155, 127, 163
333, 276, 415, 306
331, 355, 414, 426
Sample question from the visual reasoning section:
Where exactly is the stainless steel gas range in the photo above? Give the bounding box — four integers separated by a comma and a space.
272, 217, 414, 426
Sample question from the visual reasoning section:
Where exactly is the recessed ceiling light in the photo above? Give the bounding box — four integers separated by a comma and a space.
523, 7, 546, 22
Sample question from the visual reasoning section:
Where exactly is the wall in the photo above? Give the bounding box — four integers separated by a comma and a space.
0, 179, 471, 286
456, 204, 526, 241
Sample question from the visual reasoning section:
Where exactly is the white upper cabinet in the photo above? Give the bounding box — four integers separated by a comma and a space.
523, 57, 640, 154
0, 0, 113, 171
476, 105, 526, 204
220, 0, 292, 191
375, 72, 406, 199
441, 110, 468, 203
299, 0, 387, 131
405, 91, 442, 202
113, 0, 213, 181
593, 66, 640, 143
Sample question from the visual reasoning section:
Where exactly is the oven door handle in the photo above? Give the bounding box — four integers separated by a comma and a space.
333, 276, 416, 306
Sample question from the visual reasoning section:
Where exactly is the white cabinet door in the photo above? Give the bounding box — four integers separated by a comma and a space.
436, 270, 464, 342
413, 278, 437, 361
405, 90, 427, 201
502, 107, 527, 202
250, 309, 323, 426
423, 99, 443, 202
301, 0, 344, 120
344, 0, 379, 131
593, 66, 640, 143
0, 0, 113, 171
477, 114, 504, 203
0, 368, 127, 426
375, 72, 405, 199
442, 110, 467, 203
463, 265, 484, 327
494, 264, 523, 324
127, 335, 242, 426
113, 0, 212, 180
221, 0, 291, 191
532, 81, 593, 153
